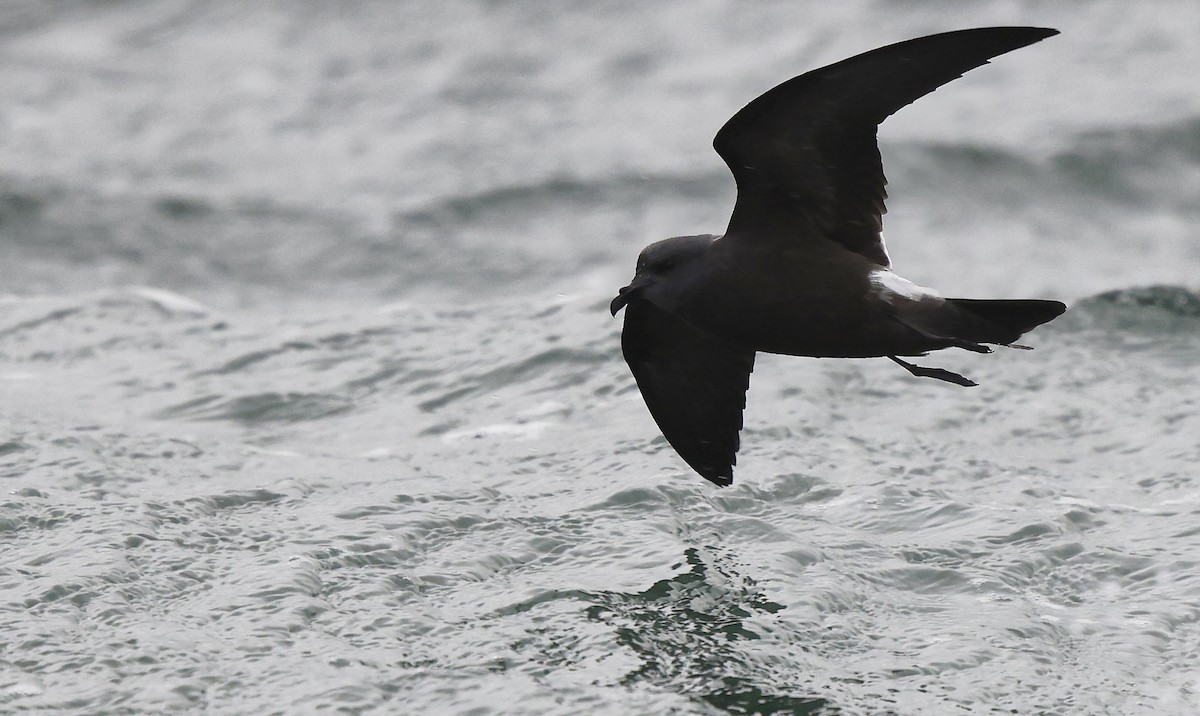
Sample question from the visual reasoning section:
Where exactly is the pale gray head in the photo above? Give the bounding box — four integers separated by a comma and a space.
610, 234, 716, 316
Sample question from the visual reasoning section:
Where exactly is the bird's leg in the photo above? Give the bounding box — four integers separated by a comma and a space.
882, 312, 992, 354
888, 356, 977, 387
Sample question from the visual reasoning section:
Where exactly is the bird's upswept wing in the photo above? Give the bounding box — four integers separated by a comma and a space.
714, 27, 1058, 266
621, 300, 755, 486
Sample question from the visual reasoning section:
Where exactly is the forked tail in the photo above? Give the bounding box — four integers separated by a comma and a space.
944, 298, 1067, 346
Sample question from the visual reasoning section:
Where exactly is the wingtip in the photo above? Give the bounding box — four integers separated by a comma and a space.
1018, 26, 1059, 37
958, 26, 1060, 51
913, 27, 1059, 56
1024, 26, 1060, 45
697, 464, 734, 488
998, 26, 1060, 46
705, 473, 734, 488
976, 25, 1058, 36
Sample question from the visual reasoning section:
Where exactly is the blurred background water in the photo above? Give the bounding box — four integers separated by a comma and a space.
2, 1, 1199, 714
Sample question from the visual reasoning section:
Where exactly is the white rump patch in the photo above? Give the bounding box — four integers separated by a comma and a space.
869, 269, 941, 305
878, 233, 892, 265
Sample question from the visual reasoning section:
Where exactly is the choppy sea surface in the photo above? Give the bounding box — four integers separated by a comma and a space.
3, 2, 1200, 714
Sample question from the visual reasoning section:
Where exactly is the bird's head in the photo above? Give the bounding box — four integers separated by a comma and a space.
610, 234, 716, 316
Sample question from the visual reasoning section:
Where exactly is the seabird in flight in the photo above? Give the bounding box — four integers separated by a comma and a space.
610, 27, 1066, 486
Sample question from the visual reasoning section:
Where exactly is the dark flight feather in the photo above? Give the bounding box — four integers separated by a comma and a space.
715, 27, 1059, 266
621, 300, 755, 486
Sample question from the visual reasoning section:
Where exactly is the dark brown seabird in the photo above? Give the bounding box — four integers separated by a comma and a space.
610, 27, 1067, 487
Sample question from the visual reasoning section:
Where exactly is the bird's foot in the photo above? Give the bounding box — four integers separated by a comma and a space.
888, 356, 977, 387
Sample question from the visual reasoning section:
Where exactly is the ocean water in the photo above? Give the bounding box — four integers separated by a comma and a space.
3, 1, 1200, 714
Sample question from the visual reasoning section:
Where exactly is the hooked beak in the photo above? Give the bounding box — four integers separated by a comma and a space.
609, 276, 649, 316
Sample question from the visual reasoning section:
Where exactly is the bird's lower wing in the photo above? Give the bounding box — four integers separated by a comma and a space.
621, 301, 756, 486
